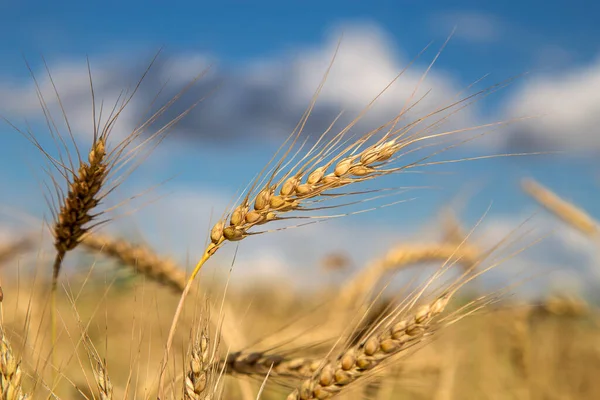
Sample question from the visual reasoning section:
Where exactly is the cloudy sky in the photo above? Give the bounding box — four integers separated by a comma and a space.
0, 1, 598, 297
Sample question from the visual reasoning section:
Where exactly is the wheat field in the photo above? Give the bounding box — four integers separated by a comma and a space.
0, 44, 599, 400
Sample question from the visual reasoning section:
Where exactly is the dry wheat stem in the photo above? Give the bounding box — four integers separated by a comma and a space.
0, 328, 29, 400
81, 233, 187, 292
522, 178, 599, 236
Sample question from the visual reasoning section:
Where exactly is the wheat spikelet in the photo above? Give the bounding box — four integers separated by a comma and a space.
522, 178, 598, 236
81, 233, 187, 292
0, 329, 29, 400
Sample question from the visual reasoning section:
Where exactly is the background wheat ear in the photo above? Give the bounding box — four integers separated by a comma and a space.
81, 233, 187, 292
0, 235, 35, 268
521, 178, 599, 237
0, 327, 29, 400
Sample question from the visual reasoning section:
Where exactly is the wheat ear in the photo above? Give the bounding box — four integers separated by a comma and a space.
6, 54, 206, 378
184, 328, 213, 400
338, 242, 479, 311
220, 352, 322, 380
522, 178, 598, 236
160, 38, 519, 392
0, 328, 29, 400
0, 236, 35, 267
81, 233, 187, 292
286, 292, 452, 400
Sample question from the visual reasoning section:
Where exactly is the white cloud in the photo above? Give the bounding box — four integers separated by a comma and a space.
500, 57, 600, 151
429, 11, 501, 44
475, 213, 600, 298
0, 22, 481, 152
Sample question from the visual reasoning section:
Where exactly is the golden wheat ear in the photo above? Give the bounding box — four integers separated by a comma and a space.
0, 326, 29, 399
4, 51, 208, 287
4, 51, 209, 381
80, 233, 187, 292
160, 38, 529, 391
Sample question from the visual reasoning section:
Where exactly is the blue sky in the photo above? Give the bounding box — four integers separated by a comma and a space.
0, 1, 599, 296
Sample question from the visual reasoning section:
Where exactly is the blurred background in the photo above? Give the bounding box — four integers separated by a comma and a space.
0, 1, 599, 399
2, 0, 597, 296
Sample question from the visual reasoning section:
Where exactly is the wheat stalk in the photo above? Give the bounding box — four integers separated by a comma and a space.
81, 233, 187, 292
522, 178, 598, 236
